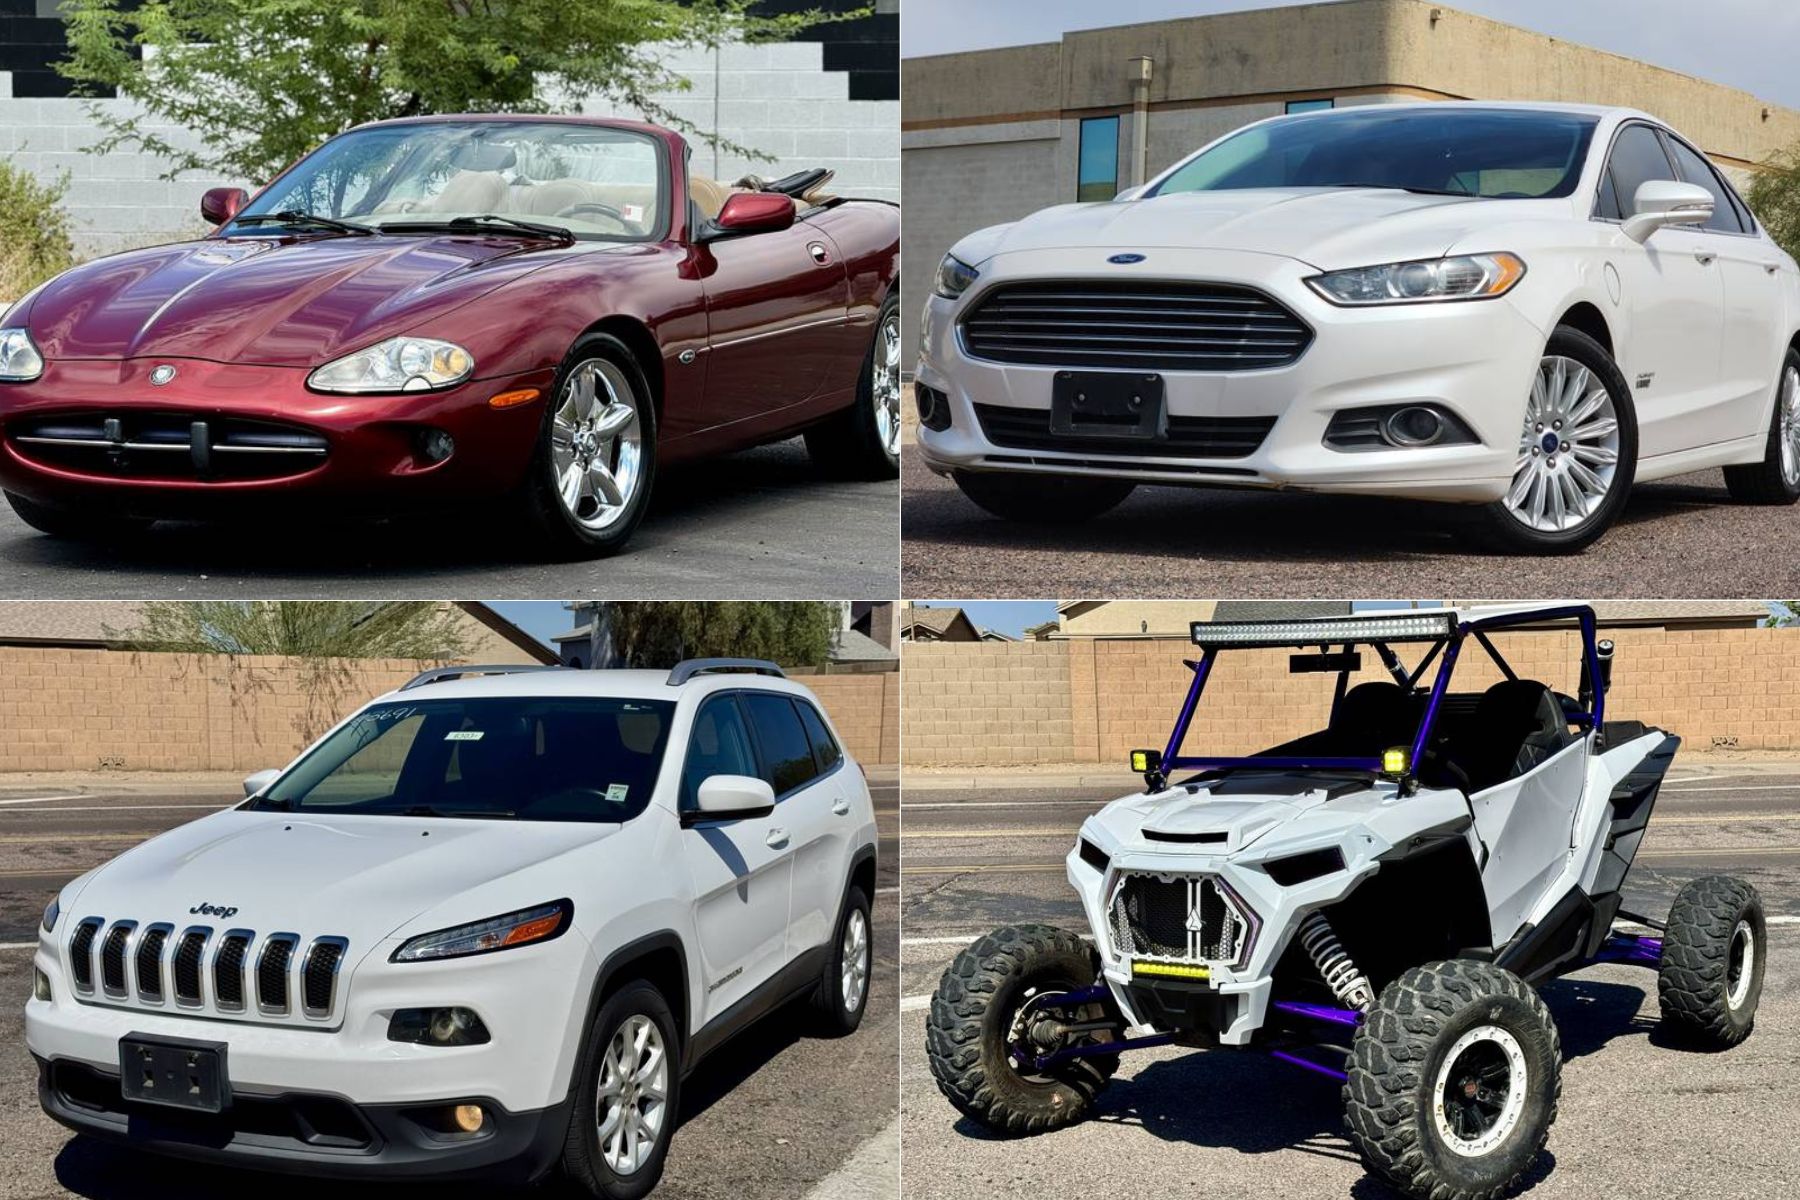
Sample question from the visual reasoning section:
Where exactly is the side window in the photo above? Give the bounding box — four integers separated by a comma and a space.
1599, 124, 1677, 221
1665, 137, 1747, 233
742, 693, 821, 796
796, 702, 844, 773
681, 695, 758, 811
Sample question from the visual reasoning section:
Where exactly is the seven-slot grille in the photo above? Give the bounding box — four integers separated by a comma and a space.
65, 918, 349, 1022
1109, 873, 1254, 967
959, 280, 1313, 372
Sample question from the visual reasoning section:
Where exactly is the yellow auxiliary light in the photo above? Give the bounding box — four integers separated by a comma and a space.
1130, 748, 1162, 773
1132, 959, 1211, 981
1382, 745, 1411, 775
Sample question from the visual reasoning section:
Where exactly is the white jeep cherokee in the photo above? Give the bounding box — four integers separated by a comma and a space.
26, 659, 879, 1199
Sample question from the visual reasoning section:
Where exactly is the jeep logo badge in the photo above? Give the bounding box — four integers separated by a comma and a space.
1108, 253, 1146, 264
149, 365, 176, 386
189, 901, 239, 919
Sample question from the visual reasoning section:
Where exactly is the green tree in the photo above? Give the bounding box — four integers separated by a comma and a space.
0, 157, 75, 297
58, 0, 851, 183
1769, 602, 1800, 628
1748, 148, 1800, 261
602, 601, 838, 668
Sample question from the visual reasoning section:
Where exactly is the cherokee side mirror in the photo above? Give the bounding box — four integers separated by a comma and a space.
242, 768, 280, 797
711, 191, 796, 237
690, 774, 776, 823
1622, 179, 1714, 243
201, 187, 251, 226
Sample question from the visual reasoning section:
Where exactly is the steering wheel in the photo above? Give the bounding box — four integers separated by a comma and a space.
553, 201, 632, 231
1419, 739, 1471, 790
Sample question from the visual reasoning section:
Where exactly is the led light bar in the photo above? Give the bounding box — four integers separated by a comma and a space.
1190, 612, 1457, 648
1133, 960, 1212, 981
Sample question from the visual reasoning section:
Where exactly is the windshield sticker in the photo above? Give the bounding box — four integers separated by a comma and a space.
622, 204, 644, 222
445, 730, 485, 741
605, 783, 630, 803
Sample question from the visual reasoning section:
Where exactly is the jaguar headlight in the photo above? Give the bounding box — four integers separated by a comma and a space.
0, 327, 45, 382
390, 900, 571, 963
308, 336, 474, 394
1305, 252, 1525, 306
934, 254, 979, 300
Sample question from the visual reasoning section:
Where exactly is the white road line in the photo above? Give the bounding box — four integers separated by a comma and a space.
799, 1116, 898, 1200
1658, 785, 1800, 794
903, 801, 1103, 810
0, 942, 40, 951
0, 796, 80, 806
0, 804, 229, 814
900, 994, 931, 1013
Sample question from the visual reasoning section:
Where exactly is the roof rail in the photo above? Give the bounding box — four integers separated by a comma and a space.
399, 664, 565, 691
666, 658, 786, 687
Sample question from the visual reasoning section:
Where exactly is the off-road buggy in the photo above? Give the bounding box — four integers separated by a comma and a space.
927, 606, 1766, 1200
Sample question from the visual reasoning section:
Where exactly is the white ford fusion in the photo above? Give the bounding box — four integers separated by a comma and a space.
915, 103, 1800, 551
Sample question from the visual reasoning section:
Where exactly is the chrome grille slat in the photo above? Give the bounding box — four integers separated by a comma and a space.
257, 933, 300, 1016
173, 926, 211, 1006
135, 923, 172, 1003
212, 929, 254, 1013
960, 280, 1313, 372
99, 920, 137, 997
68, 917, 103, 994
302, 937, 349, 1019
1109, 872, 1255, 968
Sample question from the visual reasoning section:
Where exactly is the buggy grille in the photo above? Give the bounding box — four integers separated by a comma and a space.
1109, 872, 1255, 968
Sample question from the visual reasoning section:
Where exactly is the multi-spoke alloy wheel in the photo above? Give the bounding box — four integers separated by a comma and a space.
1723, 350, 1800, 505
1505, 354, 1621, 533
873, 311, 902, 457
550, 358, 643, 531
1777, 365, 1800, 488
841, 906, 870, 1013
595, 1014, 669, 1177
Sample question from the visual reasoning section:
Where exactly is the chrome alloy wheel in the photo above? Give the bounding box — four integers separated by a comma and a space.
874, 311, 901, 456
1778, 365, 1800, 488
596, 1014, 669, 1176
1727, 918, 1756, 1010
841, 907, 870, 1013
1432, 1024, 1528, 1157
1505, 355, 1621, 532
550, 358, 643, 531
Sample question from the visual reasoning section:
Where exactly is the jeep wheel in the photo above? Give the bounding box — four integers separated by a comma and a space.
5, 491, 153, 541
951, 471, 1135, 524
561, 979, 681, 1200
1658, 874, 1766, 1047
1344, 959, 1560, 1200
925, 924, 1118, 1135
811, 885, 872, 1035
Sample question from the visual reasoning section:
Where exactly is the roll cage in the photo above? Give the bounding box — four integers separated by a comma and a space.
1146, 605, 1608, 789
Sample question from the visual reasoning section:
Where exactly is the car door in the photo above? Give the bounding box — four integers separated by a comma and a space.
739, 691, 846, 958
1663, 133, 1788, 443
677, 693, 795, 1024
694, 197, 851, 433
1468, 740, 1590, 944
1594, 122, 1727, 458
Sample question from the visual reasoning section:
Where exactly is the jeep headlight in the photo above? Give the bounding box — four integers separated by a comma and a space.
934, 253, 979, 300
308, 336, 474, 394
1305, 252, 1525, 306
0, 327, 45, 382
390, 900, 571, 963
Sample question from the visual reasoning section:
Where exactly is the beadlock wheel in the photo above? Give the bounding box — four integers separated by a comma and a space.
595, 1013, 670, 1176
1431, 1024, 1529, 1157
550, 358, 643, 532
1504, 353, 1622, 533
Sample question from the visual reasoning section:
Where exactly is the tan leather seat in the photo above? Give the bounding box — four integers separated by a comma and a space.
688, 174, 730, 220
427, 170, 508, 213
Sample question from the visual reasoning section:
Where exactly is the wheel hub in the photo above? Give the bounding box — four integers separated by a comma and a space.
1432, 1024, 1528, 1157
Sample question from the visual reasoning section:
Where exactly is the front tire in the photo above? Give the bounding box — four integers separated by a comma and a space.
1722, 350, 1800, 505
560, 979, 682, 1200
951, 471, 1135, 524
810, 885, 872, 1036
925, 924, 1116, 1135
805, 292, 901, 479
1658, 874, 1765, 1047
1475, 327, 1637, 554
5, 491, 153, 541
1345, 959, 1561, 1200
518, 334, 658, 559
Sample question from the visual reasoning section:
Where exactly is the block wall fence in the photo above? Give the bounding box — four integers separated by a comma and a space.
902, 628, 1800, 767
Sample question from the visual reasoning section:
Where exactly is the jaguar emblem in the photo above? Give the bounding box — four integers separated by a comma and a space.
149, 365, 177, 386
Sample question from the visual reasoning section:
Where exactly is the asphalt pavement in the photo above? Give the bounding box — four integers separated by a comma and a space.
0, 776, 901, 1200
0, 439, 898, 600
898, 767, 1800, 1200
901, 446, 1800, 597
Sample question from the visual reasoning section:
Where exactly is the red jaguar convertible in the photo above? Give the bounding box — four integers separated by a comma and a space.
0, 115, 900, 556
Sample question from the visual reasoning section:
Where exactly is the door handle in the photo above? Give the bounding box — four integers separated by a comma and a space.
766, 828, 789, 849
1694, 251, 1717, 266
831, 798, 851, 816
1766, 262, 1783, 275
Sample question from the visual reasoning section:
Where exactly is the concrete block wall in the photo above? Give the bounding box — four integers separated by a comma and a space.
792, 669, 899, 766
0, 37, 896, 259
901, 641, 1077, 767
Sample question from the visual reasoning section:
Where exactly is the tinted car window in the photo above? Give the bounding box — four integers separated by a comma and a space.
1665, 137, 1746, 233
682, 695, 759, 810
743, 693, 820, 795
1600, 124, 1677, 221
797, 702, 843, 772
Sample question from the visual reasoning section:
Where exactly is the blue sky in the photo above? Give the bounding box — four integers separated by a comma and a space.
902, 0, 1800, 111
487, 601, 572, 650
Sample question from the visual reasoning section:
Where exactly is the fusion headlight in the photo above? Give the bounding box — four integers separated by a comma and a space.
0, 327, 45, 382
390, 900, 571, 963
934, 254, 979, 300
42, 897, 59, 933
308, 336, 474, 393
1306, 252, 1525, 306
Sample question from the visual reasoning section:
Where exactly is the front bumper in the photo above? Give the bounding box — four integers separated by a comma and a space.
915, 248, 1549, 504
0, 356, 555, 518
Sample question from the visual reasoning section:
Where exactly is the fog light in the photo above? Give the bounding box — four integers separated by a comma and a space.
1382, 745, 1412, 775
389, 1006, 491, 1046
417, 429, 455, 463
1382, 406, 1445, 447
34, 968, 51, 1002
914, 382, 951, 432
452, 1103, 485, 1133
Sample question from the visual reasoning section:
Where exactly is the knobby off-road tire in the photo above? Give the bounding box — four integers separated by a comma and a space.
925, 924, 1117, 1135
1722, 348, 1800, 505
5, 490, 152, 541
1344, 959, 1561, 1200
1658, 874, 1766, 1047
951, 471, 1136, 524
810, 885, 872, 1036
560, 980, 682, 1200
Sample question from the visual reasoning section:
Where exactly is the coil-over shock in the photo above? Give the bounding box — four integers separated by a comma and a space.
1297, 911, 1375, 1010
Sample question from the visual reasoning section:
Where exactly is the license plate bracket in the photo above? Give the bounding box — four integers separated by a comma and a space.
1050, 371, 1165, 440
119, 1033, 231, 1113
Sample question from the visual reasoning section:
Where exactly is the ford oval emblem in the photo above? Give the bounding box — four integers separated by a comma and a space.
1108, 253, 1146, 264
149, 365, 176, 386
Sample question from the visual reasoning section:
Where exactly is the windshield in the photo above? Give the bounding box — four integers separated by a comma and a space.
231, 121, 666, 241
1150, 108, 1599, 200
253, 697, 676, 821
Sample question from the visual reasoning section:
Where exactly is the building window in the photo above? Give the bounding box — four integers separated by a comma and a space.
1285, 99, 1334, 114
1078, 115, 1120, 201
